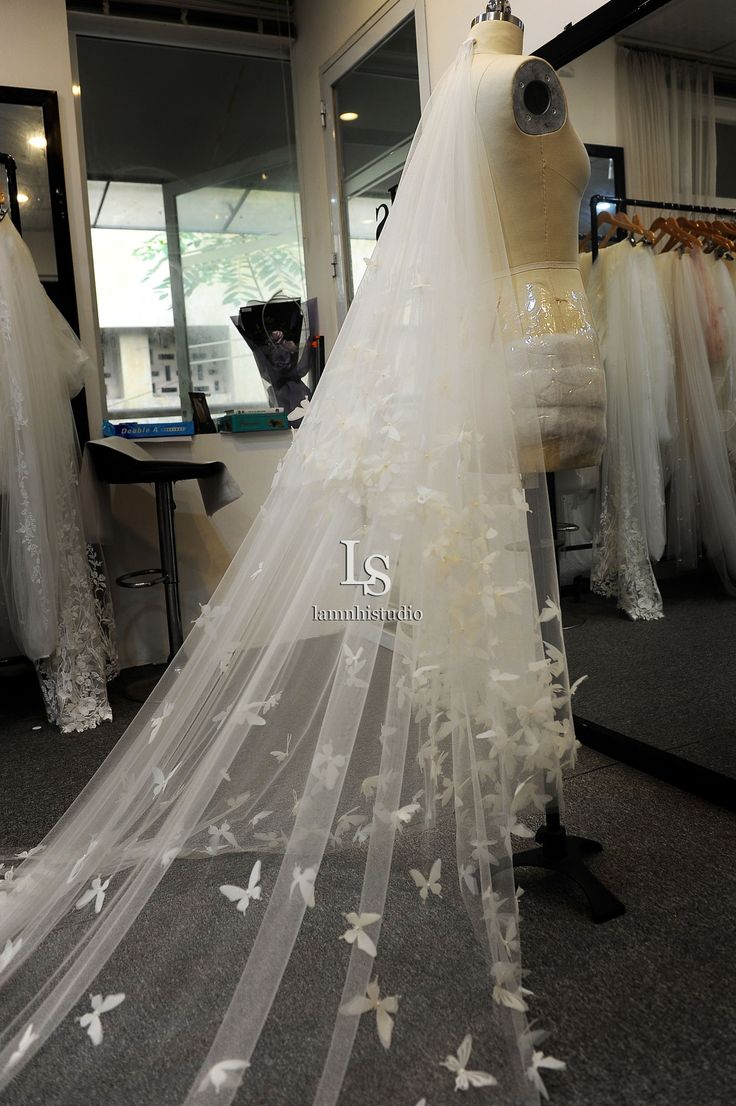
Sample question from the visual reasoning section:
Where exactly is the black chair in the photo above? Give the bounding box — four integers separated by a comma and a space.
86, 443, 226, 667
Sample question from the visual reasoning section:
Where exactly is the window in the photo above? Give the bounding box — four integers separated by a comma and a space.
78, 36, 305, 421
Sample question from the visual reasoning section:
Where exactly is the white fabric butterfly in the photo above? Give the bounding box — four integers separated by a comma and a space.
75, 877, 110, 915
392, 802, 421, 830
492, 962, 532, 1012
340, 912, 381, 957
76, 993, 125, 1046
290, 865, 317, 908
220, 861, 262, 914
14, 845, 43, 860
0, 936, 22, 973
6, 1022, 39, 1069
207, 822, 239, 854
148, 701, 173, 744
287, 397, 310, 423
339, 978, 399, 1049
409, 859, 442, 902
270, 733, 292, 762
200, 1058, 250, 1094
440, 1034, 497, 1090
538, 597, 562, 623
151, 763, 180, 797
526, 1050, 566, 1099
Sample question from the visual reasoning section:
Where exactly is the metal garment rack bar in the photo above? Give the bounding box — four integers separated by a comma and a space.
0, 152, 22, 232
589, 193, 736, 260
582, 192, 736, 811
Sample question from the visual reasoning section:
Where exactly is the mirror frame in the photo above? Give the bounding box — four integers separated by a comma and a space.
536, 0, 674, 69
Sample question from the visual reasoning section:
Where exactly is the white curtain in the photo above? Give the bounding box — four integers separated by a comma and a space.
617, 47, 717, 209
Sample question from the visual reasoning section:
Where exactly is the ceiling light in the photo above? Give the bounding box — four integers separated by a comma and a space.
72, 84, 81, 97
261, 172, 269, 181
16, 192, 29, 204
28, 135, 47, 150
339, 111, 359, 122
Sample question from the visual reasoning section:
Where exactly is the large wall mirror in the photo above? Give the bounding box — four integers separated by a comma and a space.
0, 87, 78, 334
537, 0, 736, 806
321, 0, 429, 323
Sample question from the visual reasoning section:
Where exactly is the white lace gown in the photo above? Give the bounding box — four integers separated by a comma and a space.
583, 239, 674, 620
0, 217, 117, 731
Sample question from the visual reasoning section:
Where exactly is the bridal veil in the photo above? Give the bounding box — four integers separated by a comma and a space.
0, 40, 576, 1105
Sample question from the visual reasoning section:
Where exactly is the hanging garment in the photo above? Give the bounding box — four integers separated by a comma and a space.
0, 217, 118, 730
0, 42, 575, 1106
705, 253, 736, 479
659, 248, 736, 590
583, 239, 674, 620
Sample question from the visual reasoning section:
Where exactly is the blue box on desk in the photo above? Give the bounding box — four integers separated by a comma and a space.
103, 420, 195, 439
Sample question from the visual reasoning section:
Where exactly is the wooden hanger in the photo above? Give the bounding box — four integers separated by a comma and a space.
677, 218, 733, 254
596, 210, 637, 248
647, 216, 699, 252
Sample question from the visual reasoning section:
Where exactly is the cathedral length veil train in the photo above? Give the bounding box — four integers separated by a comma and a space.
0, 40, 577, 1106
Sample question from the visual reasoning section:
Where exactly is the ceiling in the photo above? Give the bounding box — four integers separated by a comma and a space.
66, 0, 293, 35
623, 0, 736, 64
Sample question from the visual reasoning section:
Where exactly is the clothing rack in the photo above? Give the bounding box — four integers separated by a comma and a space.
579, 192, 736, 814
589, 193, 736, 260
0, 152, 22, 233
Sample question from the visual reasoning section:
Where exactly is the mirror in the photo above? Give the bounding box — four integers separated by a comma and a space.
332, 14, 422, 301
539, 0, 736, 799
0, 102, 57, 278
0, 86, 78, 336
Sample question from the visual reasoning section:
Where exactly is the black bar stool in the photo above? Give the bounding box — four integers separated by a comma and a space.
86, 443, 227, 668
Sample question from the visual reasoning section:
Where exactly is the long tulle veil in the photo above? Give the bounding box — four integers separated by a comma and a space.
0, 40, 576, 1105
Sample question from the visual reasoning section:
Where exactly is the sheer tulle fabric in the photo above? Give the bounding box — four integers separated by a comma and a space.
617, 47, 716, 217
0, 44, 575, 1105
0, 219, 117, 730
659, 249, 736, 590
583, 240, 672, 620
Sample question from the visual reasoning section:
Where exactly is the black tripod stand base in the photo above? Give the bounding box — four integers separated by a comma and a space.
513, 824, 626, 924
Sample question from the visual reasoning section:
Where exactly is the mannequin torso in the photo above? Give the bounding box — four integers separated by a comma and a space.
471, 20, 606, 470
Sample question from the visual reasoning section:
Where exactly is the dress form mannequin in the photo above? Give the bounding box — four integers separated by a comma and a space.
471, 3, 606, 471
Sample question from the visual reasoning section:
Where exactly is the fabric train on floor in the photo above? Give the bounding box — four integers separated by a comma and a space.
582, 239, 736, 618
0, 217, 118, 731
0, 43, 573, 1106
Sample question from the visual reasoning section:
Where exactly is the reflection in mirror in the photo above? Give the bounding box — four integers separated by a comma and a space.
0, 102, 57, 280
554, 0, 736, 792
333, 15, 421, 300
77, 36, 305, 421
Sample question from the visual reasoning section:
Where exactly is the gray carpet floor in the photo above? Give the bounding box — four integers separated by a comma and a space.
1, 662, 735, 1105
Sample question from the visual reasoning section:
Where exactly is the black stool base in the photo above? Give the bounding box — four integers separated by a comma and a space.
513, 816, 626, 924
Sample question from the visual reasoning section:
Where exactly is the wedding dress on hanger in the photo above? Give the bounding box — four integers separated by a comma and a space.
583, 238, 674, 620
0, 42, 575, 1106
658, 248, 736, 589
0, 217, 117, 731
705, 252, 736, 479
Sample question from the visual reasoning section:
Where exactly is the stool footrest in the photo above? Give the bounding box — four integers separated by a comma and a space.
117, 568, 168, 589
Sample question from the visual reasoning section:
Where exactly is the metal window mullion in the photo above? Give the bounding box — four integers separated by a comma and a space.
163, 185, 192, 420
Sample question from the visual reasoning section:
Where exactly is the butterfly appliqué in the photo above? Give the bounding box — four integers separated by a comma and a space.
220, 861, 262, 914
76, 993, 125, 1046
440, 1034, 497, 1091
409, 859, 442, 902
